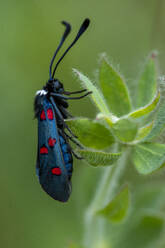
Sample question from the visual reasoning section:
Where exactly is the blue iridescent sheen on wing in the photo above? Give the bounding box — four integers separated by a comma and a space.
36, 96, 72, 202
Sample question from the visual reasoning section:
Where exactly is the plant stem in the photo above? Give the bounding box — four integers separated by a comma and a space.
83, 147, 130, 248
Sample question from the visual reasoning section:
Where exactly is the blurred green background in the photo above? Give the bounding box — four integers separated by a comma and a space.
1, 0, 165, 247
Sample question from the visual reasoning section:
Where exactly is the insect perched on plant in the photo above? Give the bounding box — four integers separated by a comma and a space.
34, 19, 91, 202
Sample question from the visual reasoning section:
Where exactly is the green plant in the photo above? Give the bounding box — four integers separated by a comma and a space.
67, 52, 165, 248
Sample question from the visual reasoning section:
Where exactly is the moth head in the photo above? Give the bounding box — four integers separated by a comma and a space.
44, 79, 64, 94
53, 79, 64, 93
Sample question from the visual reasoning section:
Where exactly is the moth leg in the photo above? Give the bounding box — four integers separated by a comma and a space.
58, 105, 73, 118
50, 91, 92, 100
65, 124, 77, 138
66, 142, 83, 160
58, 128, 80, 149
64, 132, 83, 148
58, 122, 83, 160
63, 89, 87, 95
50, 97, 77, 138
50, 96, 64, 120
71, 149, 83, 160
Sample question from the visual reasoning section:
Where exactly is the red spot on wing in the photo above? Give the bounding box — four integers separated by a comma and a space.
40, 146, 48, 154
40, 110, 46, 120
47, 108, 54, 120
51, 167, 61, 175
48, 138, 56, 147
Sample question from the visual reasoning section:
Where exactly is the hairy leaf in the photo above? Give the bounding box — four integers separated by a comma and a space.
73, 69, 112, 118
135, 122, 154, 141
78, 149, 121, 166
100, 59, 131, 117
129, 91, 160, 118
132, 142, 165, 174
66, 118, 114, 149
136, 54, 157, 108
146, 99, 165, 140
112, 117, 138, 142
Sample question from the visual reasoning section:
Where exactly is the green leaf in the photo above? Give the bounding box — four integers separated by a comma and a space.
129, 91, 160, 118
135, 122, 154, 141
99, 58, 131, 117
112, 117, 138, 142
78, 149, 121, 166
73, 69, 112, 119
137, 54, 157, 108
66, 118, 114, 149
97, 185, 129, 223
146, 99, 165, 140
132, 142, 165, 174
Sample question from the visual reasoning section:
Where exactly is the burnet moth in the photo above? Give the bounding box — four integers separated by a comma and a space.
34, 19, 91, 202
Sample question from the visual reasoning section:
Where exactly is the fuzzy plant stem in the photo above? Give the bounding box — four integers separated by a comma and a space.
83, 147, 130, 248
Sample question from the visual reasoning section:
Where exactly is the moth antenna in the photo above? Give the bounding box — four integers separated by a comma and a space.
52, 18, 90, 78
49, 21, 71, 80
